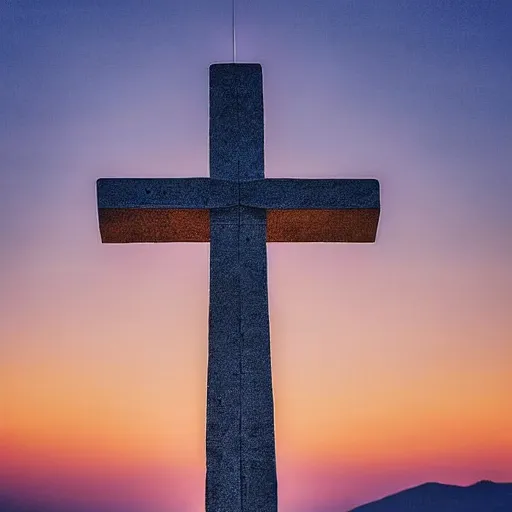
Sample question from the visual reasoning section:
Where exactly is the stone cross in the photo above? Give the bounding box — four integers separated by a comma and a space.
96, 63, 380, 512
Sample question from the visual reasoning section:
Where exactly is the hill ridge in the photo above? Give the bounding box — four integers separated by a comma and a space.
349, 480, 512, 512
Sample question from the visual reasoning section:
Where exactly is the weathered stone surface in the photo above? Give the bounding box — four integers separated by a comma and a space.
98, 208, 210, 243
241, 178, 380, 209
95, 62, 381, 512
209, 64, 264, 182
206, 63, 277, 512
266, 208, 379, 242
97, 177, 238, 209
97, 177, 380, 243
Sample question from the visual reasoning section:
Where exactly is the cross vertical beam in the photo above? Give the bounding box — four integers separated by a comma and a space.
206, 64, 277, 512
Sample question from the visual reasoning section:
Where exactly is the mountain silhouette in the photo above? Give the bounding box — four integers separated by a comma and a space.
349, 480, 512, 512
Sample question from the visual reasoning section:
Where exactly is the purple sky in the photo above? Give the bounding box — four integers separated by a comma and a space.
1, 2, 511, 511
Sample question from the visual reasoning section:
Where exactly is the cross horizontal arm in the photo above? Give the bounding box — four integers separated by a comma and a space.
96, 177, 381, 244
241, 178, 380, 243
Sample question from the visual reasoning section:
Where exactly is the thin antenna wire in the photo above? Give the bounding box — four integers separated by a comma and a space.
232, 0, 236, 62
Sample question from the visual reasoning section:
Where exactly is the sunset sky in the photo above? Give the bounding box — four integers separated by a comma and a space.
1, 1, 511, 511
